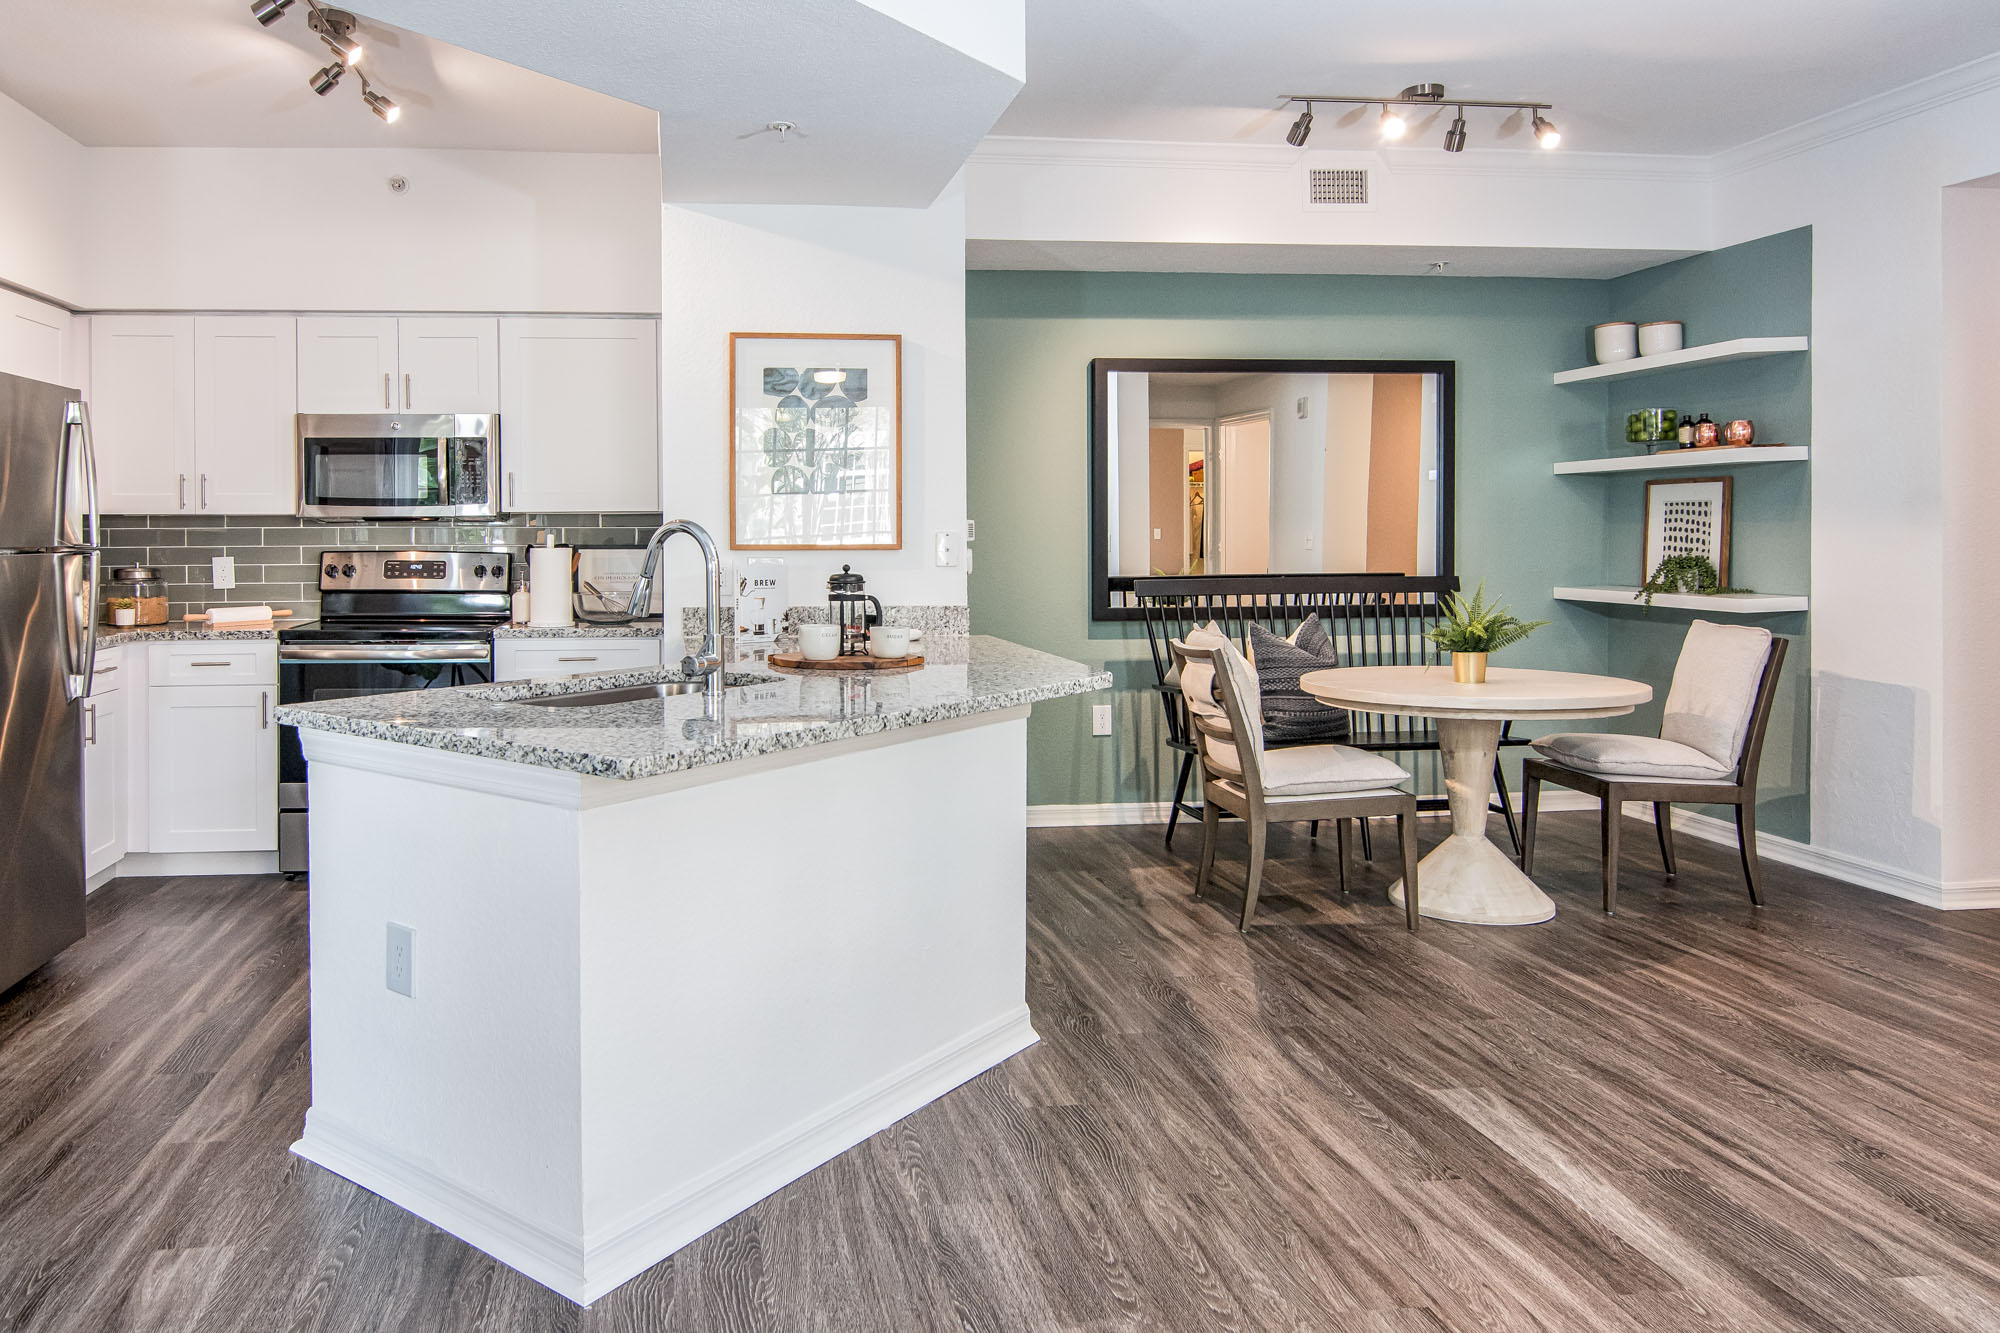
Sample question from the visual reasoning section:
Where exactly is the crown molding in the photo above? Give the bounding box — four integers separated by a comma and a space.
1714, 49, 2000, 178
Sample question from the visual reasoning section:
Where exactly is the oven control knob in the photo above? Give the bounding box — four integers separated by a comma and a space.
341, 564, 356, 578
323, 563, 339, 578
473, 564, 488, 579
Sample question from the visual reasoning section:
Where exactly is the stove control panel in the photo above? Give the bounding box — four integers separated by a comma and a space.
317, 550, 513, 593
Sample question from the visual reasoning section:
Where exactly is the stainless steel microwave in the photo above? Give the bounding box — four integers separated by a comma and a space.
297, 413, 502, 521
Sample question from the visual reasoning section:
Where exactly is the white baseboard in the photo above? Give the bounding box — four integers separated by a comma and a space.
98, 850, 280, 882
294, 1007, 1040, 1305
1027, 794, 1996, 911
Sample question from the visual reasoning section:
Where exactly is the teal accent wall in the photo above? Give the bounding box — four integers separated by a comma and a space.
967, 229, 1812, 839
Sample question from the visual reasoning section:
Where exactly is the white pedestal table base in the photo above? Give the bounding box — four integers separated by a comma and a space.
1386, 716, 1556, 926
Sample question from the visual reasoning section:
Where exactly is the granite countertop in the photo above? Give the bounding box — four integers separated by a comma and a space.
277, 635, 1111, 781
99, 626, 277, 647
494, 622, 667, 639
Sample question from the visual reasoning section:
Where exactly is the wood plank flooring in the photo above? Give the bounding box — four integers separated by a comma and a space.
4, 815, 2000, 1331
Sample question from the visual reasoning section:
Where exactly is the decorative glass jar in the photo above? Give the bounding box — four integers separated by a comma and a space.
104, 564, 169, 626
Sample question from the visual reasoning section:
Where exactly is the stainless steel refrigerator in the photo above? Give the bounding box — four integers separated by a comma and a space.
0, 369, 99, 994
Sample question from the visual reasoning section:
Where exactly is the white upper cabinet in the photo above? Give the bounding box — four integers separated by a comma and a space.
194, 316, 298, 515
499, 318, 659, 513
91, 316, 198, 514
296, 316, 400, 413
0, 289, 72, 387
399, 317, 499, 414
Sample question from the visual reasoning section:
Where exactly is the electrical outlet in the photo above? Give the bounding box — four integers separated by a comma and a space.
1091, 704, 1112, 736
385, 922, 414, 997
1153, 527, 1162, 540
211, 556, 236, 589
935, 530, 959, 567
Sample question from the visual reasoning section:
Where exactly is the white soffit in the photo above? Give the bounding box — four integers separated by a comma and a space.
965, 240, 1700, 280
0, 0, 659, 153
357, 0, 1026, 205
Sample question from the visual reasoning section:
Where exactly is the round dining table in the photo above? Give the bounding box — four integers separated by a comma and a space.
1298, 664, 1652, 925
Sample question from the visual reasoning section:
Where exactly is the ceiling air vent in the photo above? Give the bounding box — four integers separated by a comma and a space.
1305, 167, 1369, 209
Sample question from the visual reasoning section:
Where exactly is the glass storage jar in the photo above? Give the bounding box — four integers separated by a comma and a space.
103, 564, 169, 626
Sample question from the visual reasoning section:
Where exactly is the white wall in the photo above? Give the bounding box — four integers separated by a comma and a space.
1322, 375, 1375, 572
1215, 374, 1328, 572
1109, 371, 1151, 576
0, 91, 87, 304
657, 175, 970, 612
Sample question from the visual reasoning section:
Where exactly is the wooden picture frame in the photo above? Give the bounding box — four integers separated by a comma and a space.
728, 332, 902, 550
1643, 476, 1732, 583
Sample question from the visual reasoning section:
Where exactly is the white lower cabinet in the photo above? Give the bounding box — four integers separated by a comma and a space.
145, 643, 278, 854
82, 665, 127, 879
493, 636, 663, 681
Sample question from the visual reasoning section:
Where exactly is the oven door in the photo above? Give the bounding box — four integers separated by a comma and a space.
277, 639, 493, 873
297, 413, 502, 520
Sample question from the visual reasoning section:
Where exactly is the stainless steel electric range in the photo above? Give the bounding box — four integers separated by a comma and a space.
277, 549, 512, 874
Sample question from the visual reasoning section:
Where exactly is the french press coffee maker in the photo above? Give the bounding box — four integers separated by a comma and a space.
827, 565, 883, 656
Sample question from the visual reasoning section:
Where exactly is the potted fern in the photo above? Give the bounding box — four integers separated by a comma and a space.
1425, 582, 1550, 684
1634, 553, 1751, 609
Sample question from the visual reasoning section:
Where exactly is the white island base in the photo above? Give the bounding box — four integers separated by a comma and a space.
291, 708, 1037, 1305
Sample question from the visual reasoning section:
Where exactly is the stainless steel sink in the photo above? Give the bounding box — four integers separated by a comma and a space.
514, 681, 706, 708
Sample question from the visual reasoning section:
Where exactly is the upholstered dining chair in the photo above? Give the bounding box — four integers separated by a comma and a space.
1520, 620, 1788, 914
1172, 635, 1420, 932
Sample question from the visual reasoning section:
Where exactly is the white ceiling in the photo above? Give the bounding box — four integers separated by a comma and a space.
968, 240, 1700, 280
992, 0, 2000, 156
0, 0, 659, 153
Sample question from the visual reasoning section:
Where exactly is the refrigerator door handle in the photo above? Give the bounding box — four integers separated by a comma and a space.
60, 400, 101, 550
59, 550, 98, 702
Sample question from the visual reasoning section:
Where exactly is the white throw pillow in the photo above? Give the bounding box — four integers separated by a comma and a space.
1532, 732, 1734, 781
1177, 622, 1238, 723
1661, 620, 1773, 769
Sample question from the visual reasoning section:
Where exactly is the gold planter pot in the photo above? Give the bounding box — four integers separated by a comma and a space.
1452, 651, 1488, 684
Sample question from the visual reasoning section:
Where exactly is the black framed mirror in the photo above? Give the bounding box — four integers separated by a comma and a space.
1089, 358, 1456, 620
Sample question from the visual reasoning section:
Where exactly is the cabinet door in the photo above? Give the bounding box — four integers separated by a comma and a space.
297, 317, 400, 413
147, 684, 277, 853
0, 288, 71, 386
399, 317, 499, 413
500, 318, 659, 512
493, 636, 663, 681
83, 686, 126, 878
90, 316, 198, 514
194, 316, 298, 515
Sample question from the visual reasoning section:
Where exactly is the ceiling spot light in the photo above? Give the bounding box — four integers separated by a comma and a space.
309, 60, 344, 96
1286, 106, 1313, 147
249, 0, 295, 24
360, 74, 398, 123
308, 6, 363, 63
1276, 85, 1556, 156
1443, 109, 1468, 152
1533, 113, 1561, 149
1379, 104, 1407, 140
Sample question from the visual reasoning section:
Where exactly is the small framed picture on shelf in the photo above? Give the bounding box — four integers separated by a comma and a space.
1643, 477, 1732, 582
729, 332, 903, 551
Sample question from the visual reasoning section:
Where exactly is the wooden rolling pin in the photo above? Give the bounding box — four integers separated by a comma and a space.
181, 607, 294, 625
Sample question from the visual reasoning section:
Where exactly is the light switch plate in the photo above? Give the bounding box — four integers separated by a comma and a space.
934, 530, 959, 567
211, 556, 235, 589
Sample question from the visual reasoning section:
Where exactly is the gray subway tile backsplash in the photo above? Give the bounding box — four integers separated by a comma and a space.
102, 511, 663, 622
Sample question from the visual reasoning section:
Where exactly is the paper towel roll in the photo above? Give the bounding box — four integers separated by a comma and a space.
527, 543, 574, 627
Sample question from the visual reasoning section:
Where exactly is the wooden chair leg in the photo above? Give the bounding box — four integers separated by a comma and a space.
1600, 796, 1621, 915
1520, 772, 1541, 873
1655, 802, 1677, 879
1164, 751, 1195, 849
1492, 758, 1521, 854
1333, 818, 1350, 895
1735, 801, 1764, 907
1398, 811, 1420, 931
1240, 809, 1268, 932
1195, 796, 1220, 899
1358, 817, 1374, 861
1310, 819, 1319, 840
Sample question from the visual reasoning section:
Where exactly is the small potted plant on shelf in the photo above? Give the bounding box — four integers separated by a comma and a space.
1426, 582, 1549, 684
1634, 554, 1752, 610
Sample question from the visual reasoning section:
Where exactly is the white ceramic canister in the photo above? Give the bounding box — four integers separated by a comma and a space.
1592, 322, 1639, 364
1638, 321, 1685, 357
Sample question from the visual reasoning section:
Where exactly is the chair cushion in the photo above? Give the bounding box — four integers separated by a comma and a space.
1661, 620, 1772, 769
1531, 732, 1735, 781
1203, 739, 1409, 796
1247, 618, 1349, 745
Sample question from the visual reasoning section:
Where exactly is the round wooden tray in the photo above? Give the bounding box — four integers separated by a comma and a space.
767, 650, 925, 672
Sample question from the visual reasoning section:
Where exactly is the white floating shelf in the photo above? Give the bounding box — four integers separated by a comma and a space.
1554, 585, 1809, 615
1552, 336, 1809, 385
1553, 445, 1809, 476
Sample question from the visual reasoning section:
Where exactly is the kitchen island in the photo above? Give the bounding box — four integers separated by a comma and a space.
276, 635, 1108, 1304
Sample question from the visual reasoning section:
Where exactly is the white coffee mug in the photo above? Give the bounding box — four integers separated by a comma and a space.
868, 626, 911, 659
797, 623, 841, 661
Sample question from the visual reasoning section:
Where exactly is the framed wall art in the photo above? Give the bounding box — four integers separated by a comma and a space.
729, 332, 902, 550
1643, 476, 1732, 582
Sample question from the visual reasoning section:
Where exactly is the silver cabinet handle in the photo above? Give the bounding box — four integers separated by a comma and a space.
261, 691, 270, 729
199, 474, 209, 509
383, 371, 391, 408
178, 474, 188, 509
404, 373, 412, 409
557, 655, 599, 662
190, 660, 231, 668
93, 664, 116, 676
84, 703, 96, 745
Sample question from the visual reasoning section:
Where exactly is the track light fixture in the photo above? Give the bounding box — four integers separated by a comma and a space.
252, 0, 400, 125
1280, 84, 1558, 153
